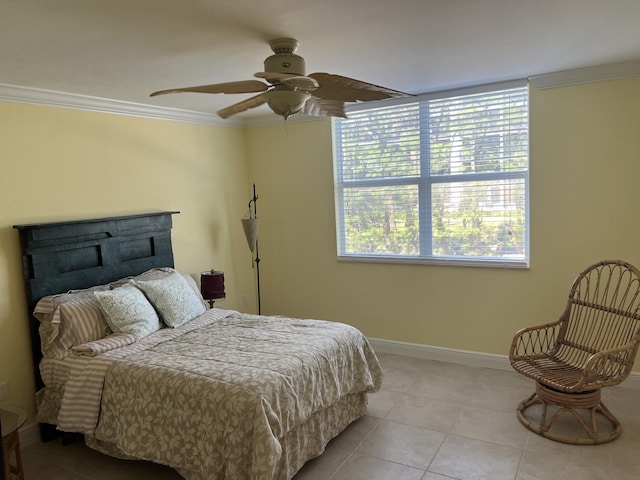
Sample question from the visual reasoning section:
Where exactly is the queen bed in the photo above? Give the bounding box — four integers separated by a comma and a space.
14, 212, 382, 480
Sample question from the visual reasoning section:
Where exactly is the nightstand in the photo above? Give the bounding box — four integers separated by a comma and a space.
1, 405, 26, 480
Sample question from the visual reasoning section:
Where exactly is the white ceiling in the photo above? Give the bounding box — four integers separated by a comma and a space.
2, 0, 640, 121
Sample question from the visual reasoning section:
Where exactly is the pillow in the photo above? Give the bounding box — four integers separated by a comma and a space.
133, 271, 206, 327
177, 272, 207, 308
71, 332, 138, 356
111, 267, 207, 308
108, 267, 174, 289
34, 287, 110, 358
94, 283, 161, 338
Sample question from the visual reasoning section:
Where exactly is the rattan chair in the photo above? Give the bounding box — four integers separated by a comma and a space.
510, 260, 640, 444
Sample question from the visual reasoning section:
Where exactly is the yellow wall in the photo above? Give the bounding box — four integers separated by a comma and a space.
0, 102, 257, 421
245, 77, 640, 371
2, 75, 640, 424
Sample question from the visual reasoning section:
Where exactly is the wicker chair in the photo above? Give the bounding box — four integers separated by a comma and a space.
510, 260, 640, 444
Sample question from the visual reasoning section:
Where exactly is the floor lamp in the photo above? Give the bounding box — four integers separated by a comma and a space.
241, 184, 261, 314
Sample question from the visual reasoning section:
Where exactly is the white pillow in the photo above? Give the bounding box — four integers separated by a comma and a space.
94, 283, 161, 338
133, 271, 206, 327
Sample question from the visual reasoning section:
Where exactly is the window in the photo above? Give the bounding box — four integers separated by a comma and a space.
332, 81, 529, 267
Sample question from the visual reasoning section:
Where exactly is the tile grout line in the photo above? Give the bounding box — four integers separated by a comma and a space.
513, 431, 534, 480
328, 418, 381, 480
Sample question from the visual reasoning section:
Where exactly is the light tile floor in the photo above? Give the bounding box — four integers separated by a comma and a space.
20, 352, 640, 480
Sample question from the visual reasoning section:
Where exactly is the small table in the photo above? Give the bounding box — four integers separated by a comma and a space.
1, 405, 27, 480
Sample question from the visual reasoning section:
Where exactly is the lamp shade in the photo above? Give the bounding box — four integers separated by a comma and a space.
241, 217, 260, 253
200, 270, 225, 301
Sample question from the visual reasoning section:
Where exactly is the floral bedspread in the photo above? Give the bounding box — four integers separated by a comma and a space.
92, 313, 382, 479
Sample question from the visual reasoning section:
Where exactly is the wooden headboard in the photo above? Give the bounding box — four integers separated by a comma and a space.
13, 211, 179, 390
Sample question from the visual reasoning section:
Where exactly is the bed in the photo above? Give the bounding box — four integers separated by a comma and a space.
13, 212, 382, 480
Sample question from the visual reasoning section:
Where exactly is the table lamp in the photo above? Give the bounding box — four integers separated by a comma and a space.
200, 269, 225, 308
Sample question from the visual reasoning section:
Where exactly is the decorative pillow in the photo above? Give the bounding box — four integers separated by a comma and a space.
34, 286, 110, 358
94, 283, 161, 338
111, 267, 207, 308
178, 273, 207, 308
133, 271, 206, 327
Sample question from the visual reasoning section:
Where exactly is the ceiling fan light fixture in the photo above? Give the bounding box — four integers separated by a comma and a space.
267, 90, 311, 119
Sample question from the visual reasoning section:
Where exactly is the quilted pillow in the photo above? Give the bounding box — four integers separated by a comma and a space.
111, 267, 206, 307
34, 286, 110, 358
94, 283, 161, 338
133, 271, 206, 327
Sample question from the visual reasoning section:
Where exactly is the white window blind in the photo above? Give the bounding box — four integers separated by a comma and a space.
333, 81, 529, 267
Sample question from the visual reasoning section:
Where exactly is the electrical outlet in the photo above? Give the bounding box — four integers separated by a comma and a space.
242, 295, 249, 306
0, 382, 8, 401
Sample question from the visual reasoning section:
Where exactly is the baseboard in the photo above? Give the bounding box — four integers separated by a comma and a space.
367, 337, 640, 391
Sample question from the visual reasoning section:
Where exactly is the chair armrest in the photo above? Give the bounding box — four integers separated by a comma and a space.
579, 340, 640, 390
509, 319, 564, 361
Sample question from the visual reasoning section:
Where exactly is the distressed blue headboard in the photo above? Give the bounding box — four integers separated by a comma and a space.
13, 211, 179, 387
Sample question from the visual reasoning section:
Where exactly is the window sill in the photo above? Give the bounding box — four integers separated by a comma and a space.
337, 255, 529, 269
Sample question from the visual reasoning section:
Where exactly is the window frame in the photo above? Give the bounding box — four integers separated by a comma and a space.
332, 80, 530, 269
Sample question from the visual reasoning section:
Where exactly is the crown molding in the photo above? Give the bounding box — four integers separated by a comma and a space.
0, 83, 243, 127
529, 59, 640, 89
0, 83, 327, 128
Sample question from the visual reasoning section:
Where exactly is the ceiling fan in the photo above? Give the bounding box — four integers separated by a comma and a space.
150, 38, 411, 120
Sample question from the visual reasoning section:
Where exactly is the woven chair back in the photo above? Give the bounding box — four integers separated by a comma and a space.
557, 261, 640, 368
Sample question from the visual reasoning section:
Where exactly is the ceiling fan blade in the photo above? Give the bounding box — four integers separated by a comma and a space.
308, 73, 411, 102
217, 92, 271, 119
150, 80, 268, 97
304, 96, 347, 118
254, 72, 319, 90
